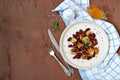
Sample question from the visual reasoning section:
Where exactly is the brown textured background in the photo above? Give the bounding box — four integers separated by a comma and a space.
0, 0, 120, 80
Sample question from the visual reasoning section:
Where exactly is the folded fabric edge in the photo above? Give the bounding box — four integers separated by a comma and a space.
59, 11, 70, 26
50, 0, 120, 79
79, 69, 89, 79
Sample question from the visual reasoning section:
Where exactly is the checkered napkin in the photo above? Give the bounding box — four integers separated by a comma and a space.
52, 0, 120, 79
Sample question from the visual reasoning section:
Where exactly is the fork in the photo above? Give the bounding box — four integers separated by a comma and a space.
45, 45, 71, 76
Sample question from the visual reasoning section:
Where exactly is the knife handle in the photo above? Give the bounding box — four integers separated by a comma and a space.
57, 51, 74, 74
58, 50, 74, 74
65, 61, 74, 74
57, 50, 74, 74
53, 55, 71, 76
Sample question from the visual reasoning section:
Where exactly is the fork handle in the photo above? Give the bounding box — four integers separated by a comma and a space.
53, 55, 71, 76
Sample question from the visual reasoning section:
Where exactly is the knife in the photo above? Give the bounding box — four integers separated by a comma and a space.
48, 29, 74, 74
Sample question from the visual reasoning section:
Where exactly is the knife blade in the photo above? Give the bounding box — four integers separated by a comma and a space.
48, 29, 60, 53
48, 29, 74, 74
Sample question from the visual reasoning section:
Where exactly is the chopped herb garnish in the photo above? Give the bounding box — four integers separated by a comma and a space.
52, 21, 59, 31
83, 42, 88, 49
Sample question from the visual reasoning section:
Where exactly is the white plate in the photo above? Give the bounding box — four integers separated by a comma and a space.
60, 20, 109, 69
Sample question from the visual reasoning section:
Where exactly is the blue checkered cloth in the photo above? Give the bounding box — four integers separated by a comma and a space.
52, 0, 120, 79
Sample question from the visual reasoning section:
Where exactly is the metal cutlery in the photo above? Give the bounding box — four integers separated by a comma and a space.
47, 29, 74, 74
45, 45, 71, 76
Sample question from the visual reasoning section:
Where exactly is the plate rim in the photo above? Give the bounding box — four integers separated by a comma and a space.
60, 20, 109, 69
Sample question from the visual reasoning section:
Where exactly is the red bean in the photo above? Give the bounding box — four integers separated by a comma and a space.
89, 33, 96, 39
68, 44, 73, 47
73, 53, 82, 59
76, 31, 80, 36
92, 39, 98, 46
81, 31, 86, 37
71, 48, 78, 52
73, 34, 77, 38
87, 56, 92, 60
79, 29, 83, 34
67, 37, 72, 41
85, 28, 90, 32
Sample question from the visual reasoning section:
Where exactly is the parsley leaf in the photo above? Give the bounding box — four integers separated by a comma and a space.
83, 42, 88, 49
52, 21, 59, 31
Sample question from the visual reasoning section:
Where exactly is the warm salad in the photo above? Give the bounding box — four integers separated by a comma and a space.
67, 28, 99, 60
